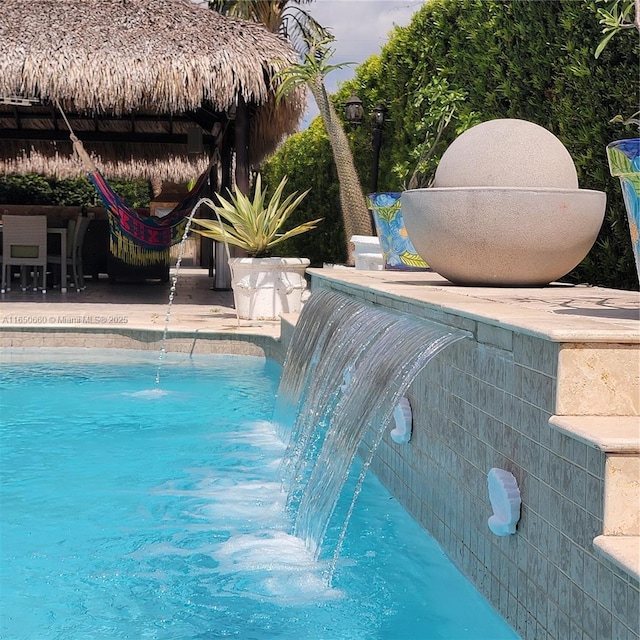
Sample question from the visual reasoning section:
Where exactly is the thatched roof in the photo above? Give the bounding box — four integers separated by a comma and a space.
0, 0, 306, 182
1, 139, 211, 183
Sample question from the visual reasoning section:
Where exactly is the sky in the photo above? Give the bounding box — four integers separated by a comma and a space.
190, 0, 426, 127
300, 0, 426, 126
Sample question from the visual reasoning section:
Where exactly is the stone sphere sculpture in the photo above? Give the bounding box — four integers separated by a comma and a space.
433, 118, 579, 189
401, 119, 606, 286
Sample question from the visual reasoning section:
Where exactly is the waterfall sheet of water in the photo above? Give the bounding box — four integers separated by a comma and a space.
272, 289, 363, 441
275, 288, 469, 564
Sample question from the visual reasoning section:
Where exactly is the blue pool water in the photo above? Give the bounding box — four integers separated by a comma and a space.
0, 350, 518, 639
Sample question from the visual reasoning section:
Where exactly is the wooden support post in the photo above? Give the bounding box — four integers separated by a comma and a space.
234, 95, 250, 196
212, 121, 236, 290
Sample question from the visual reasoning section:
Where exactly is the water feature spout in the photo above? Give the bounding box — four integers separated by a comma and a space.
155, 196, 237, 385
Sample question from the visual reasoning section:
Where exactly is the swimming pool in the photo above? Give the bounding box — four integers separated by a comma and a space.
0, 350, 518, 639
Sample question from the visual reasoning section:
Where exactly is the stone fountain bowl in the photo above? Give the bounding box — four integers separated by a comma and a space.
401, 187, 606, 286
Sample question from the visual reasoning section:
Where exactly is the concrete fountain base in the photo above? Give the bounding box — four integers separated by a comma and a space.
402, 186, 606, 286
400, 118, 607, 287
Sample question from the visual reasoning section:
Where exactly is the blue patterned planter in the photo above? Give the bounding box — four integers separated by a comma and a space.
367, 192, 429, 271
606, 139, 640, 283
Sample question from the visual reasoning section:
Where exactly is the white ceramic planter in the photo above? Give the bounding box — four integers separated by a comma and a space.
229, 257, 310, 320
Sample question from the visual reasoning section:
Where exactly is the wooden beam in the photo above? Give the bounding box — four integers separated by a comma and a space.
221, 128, 232, 192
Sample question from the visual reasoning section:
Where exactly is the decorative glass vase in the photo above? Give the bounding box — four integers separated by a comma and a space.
367, 192, 429, 271
606, 138, 640, 283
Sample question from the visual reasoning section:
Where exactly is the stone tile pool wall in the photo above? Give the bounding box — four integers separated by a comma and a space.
310, 272, 639, 640
372, 335, 638, 640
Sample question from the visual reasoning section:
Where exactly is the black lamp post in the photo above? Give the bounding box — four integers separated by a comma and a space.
344, 94, 387, 194
370, 104, 386, 194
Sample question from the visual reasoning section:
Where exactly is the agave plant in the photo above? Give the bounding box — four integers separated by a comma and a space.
191, 174, 321, 258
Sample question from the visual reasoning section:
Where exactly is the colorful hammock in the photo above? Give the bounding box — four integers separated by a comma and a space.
88, 167, 210, 267
58, 102, 211, 267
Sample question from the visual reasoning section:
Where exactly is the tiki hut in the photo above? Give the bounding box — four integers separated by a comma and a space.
0, 0, 306, 184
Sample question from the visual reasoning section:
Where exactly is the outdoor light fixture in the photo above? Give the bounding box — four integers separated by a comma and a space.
372, 104, 386, 129
343, 95, 387, 195
344, 92, 364, 126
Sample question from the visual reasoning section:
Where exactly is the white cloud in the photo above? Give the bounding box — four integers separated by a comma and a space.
301, 0, 425, 126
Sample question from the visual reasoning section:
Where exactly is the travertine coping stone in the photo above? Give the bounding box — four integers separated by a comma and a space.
550, 415, 640, 538
556, 343, 640, 415
593, 535, 640, 580
549, 416, 640, 452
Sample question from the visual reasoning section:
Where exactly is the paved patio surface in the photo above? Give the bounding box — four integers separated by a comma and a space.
0, 267, 281, 339
1, 266, 638, 343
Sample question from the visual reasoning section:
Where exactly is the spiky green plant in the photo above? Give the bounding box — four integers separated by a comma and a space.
595, 0, 639, 58
191, 174, 320, 258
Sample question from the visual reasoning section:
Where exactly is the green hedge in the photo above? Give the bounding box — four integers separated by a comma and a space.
0, 173, 152, 209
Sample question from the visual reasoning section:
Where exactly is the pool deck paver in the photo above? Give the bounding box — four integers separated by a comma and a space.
1, 267, 638, 342
0, 268, 281, 339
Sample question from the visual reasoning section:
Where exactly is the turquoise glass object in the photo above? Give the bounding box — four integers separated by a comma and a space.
606, 138, 640, 282
367, 192, 430, 270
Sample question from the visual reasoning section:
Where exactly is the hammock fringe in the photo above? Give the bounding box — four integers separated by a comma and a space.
107, 211, 180, 266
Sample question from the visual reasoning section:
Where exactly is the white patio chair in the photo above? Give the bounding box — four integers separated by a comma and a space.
1, 215, 48, 293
